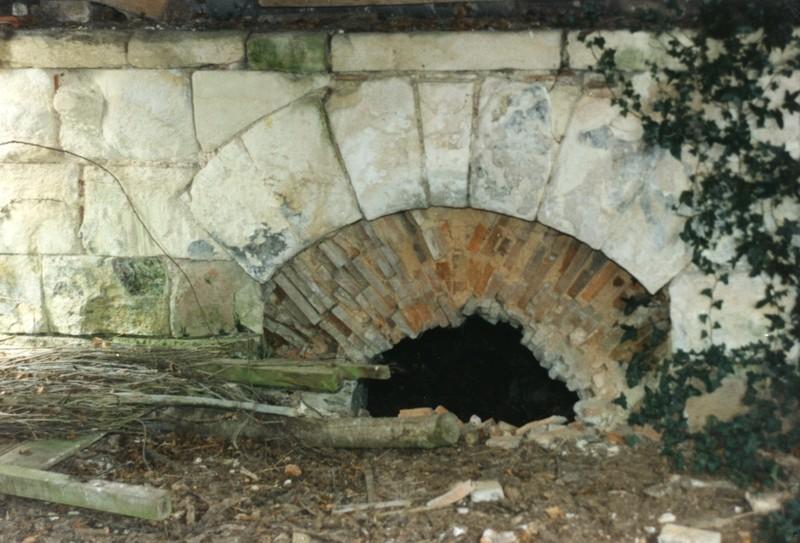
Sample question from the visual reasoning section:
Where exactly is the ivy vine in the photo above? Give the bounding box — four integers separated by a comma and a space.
580, 0, 799, 488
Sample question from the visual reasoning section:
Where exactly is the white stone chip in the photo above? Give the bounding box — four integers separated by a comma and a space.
192, 71, 329, 151
658, 512, 677, 524
470, 480, 505, 503
54, 70, 198, 161
332, 31, 561, 72
419, 81, 473, 207
327, 78, 427, 219
657, 524, 721, 543
470, 78, 556, 220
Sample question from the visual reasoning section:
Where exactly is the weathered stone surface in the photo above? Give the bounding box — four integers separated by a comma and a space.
470, 78, 556, 220
669, 266, 784, 352
539, 95, 690, 293
128, 31, 245, 68
39, 0, 92, 23
419, 82, 473, 207
43, 256, 170, 336
80, 165, 224, 259
189, 97, 361, 282
0, 31, 128, 68
0, 256, 47, 334
54, 70, 198, 161
684, 375, 748, 433
0, 164, 82, 254
0, 70, 58, 161
753, 70, 800, 160
247, 33, 327, 72
332, 31, 561, 72
169, 260, 264, 337
567, 31, 690, 71
327, 78, 426, 219
192, 71, 329, 151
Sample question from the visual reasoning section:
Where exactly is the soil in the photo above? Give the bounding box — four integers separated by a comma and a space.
0, 429, 784, 543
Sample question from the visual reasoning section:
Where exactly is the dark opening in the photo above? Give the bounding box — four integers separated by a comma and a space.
366, 316, 579, 426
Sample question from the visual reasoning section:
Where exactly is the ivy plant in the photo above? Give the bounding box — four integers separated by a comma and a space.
580, 0, 799, 487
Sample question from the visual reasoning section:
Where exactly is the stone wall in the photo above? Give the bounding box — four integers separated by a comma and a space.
0, 30, 792, 380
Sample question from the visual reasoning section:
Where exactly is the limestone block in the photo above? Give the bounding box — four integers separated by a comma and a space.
80, 165, 224, 259
43, 256, 170, 336
539, 96, 690, 293
658, 524, 720, 543
128, 31, 245, 68
192, 71, 329, 151
419, 82, 473, 207
189, 97, 361, 282
669, 267, 786, 352
332, 31, 561, 72
247, 33, 327, 72
327, 78, 426, 219
0, 256, 47, 334
0, 70, 58, 161
0, 30, 128, 68
470, 78, 556, 220
53, 70, 198, 161
567, 31, 691, 71
0, 164, 82, 254
169, 260, 264, 337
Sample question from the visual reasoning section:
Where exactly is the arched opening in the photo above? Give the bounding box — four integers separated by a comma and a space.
366, 315, 579, 426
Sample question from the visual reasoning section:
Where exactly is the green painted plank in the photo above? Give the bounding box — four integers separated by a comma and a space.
0, 433, 104, 470
191, 359, 391, 392
0, 464, 171, 520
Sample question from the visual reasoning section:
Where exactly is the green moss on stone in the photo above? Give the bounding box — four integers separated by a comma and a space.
247, 33, 327, 72
112, 258, 167, 297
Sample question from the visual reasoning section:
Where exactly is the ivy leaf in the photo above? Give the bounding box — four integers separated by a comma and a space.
701, 288, 713, 298
620, 325, 638, 344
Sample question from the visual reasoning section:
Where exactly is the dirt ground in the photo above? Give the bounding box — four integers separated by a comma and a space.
2, 426, 792, 543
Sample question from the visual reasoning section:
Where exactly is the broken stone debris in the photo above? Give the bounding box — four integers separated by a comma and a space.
657, 524, 721, 543
470, 480, 505, 503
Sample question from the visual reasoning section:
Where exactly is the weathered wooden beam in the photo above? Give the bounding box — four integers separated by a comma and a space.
0, 433, 104, 470
91, 0, 168, 19
284, 413, 461, 448
191, 359, 390, 392
0, 464, 171, 520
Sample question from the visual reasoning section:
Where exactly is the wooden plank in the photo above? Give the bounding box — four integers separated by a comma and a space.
191, 359, 390, 392
259, 0, 499, 6
0, 433, 104, 470
0, 464, 171, 520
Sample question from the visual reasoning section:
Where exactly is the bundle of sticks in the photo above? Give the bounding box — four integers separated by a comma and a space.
0, 344, 289, 438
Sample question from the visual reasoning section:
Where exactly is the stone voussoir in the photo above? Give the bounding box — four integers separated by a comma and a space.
128, 30, 246, 68
332, 31, 561, 72
0, 30, 129, 68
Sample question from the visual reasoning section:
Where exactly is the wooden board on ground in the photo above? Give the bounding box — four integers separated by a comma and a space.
0, 464, 171, 520
191, 359, 390, 392
0, 433, 104, 470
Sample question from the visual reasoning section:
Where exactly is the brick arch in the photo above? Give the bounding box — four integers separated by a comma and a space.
261, 207, 669, 408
